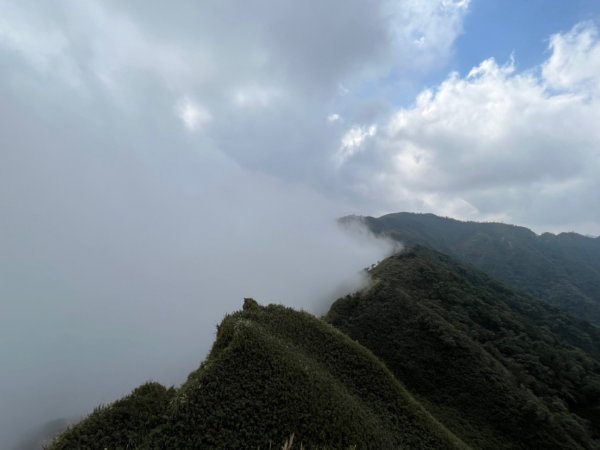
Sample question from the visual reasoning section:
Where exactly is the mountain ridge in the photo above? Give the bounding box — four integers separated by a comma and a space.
47, 301, 467, 450
327, 245, 600, 449
44, 212, 600, 449
345, 212, 600, 325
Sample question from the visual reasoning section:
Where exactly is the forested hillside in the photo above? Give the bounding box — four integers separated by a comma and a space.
327, 246, 600, 449
350, 212, 600, 325
48, 300, 466, 450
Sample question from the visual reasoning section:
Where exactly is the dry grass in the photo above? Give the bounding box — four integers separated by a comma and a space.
281, 433, 299, 450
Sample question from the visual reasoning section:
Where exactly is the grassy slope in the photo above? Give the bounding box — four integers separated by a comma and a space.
48, 301, 467, 450
327, 247, 600, 450
353, 212, 600, 325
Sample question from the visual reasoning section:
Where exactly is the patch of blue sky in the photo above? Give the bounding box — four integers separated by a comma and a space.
454, 0, 600, 75
361, 0, 600, 109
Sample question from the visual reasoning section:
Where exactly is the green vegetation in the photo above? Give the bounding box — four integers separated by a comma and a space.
327, 246, 600, 449
48, 300, 467, 450
349, 212, 600, 325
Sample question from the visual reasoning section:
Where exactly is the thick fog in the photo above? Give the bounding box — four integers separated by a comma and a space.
0, 2, 470, 446
0, 1, 400, 447
0, 84, 395, 448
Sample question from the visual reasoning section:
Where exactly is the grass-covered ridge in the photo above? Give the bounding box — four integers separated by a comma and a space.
48, 299, 468, 450
327, 246, 600, 449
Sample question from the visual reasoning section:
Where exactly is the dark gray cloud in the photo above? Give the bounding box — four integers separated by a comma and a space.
0, 0, 469, 183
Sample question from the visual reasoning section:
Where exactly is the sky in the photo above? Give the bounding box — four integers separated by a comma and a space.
2, 0, 600, 448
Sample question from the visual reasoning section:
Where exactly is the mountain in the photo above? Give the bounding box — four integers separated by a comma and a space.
44, 213, 600, 449
348, 212, 600, 325
47, 299, 466, 450
327, 246, 600, 449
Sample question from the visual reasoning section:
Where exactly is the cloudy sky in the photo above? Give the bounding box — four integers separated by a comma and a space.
2, 0, 600, 448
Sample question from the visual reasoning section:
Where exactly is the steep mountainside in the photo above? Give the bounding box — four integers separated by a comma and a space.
48, 300, 467, 450
327, 247, 600, 450
350, 212, 600, 325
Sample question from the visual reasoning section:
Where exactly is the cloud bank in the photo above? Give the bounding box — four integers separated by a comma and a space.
337, 21, 600, 234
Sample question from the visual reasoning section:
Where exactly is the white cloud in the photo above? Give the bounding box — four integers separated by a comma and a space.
383, 0, 470, 72
0, 0, 83, 87
0, 0, 471, 188
542, 22, 600, 95
232, 84, 281, 108
422, 194, 479, 220
337, 21, 600, 232
0, 6, 65, 68
335, 124, 377, 167
176, 96, 211, 131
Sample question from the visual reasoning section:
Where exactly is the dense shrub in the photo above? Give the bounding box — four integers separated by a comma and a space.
48, 302, 466, 450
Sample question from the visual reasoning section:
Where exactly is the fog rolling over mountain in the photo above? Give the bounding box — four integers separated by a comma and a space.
0, 154, 393, 450
45, 241, 600, 449
351, 212, 600, 325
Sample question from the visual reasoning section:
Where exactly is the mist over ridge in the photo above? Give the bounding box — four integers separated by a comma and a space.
0, 84, 393, 450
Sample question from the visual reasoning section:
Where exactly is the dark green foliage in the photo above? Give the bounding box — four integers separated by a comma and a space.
327, 246, 600, 449
348, 212, 600, 324
48, 303, 467, 450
